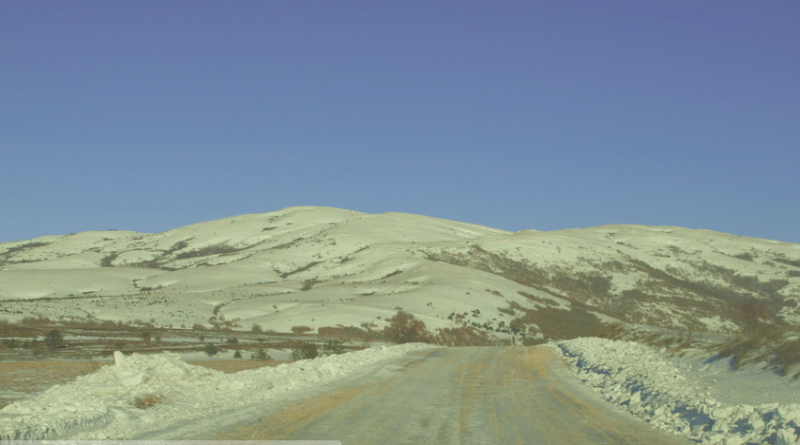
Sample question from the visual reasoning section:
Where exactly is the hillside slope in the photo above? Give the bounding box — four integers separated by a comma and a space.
1, 207, 799, 341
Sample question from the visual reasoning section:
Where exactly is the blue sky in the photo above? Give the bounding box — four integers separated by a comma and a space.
2, 1, 798, 244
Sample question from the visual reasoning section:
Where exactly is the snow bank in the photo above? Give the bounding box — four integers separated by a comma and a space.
0, 344, 430, 440
553, 338, 800, 445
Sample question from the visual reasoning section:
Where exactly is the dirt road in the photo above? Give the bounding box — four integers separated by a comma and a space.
215, 346, 693, 444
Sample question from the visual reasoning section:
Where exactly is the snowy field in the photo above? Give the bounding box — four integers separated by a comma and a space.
0, 344, 431, 440
553, 338, 800, 445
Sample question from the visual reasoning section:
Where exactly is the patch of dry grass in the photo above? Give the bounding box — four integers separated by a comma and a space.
188, 359, 289, 373
0, 360, 111, 409
508, 302, 605, 340
133, 394, 164, 409
713, 328, 800, 378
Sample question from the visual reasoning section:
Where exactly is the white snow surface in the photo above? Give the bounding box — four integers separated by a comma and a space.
3, 207, 800, 337
0, 343, 431, 441
554, 338, 800, 445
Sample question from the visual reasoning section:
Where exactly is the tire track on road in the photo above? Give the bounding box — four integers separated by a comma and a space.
215, 346, 693, 444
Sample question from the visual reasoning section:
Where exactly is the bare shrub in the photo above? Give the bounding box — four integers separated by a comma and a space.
322, 340, 346, 355
291, 342, 318, 360
773, 255, 800, 268
280, 261, 321, 279
714, 328, 800, 377
498, 306, 516, 316
317, 325, 374, 342
291, 325, 313, 334
435, 326, 492, 346
509, 305, 604, 340
382, 311, 433, 343
736, 298, 770, 334
43, 329, 64, 349
251, 349, 272, 361
174, 243, 244, 260
772, 336, 800, 378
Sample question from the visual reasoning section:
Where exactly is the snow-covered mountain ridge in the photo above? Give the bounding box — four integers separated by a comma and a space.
1, 206, 799, 340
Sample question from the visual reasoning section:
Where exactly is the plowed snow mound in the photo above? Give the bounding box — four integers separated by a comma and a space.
553, 338, 800, 445
0, 344, 431, 440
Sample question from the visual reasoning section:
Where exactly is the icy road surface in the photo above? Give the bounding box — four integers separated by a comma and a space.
214, 346, 691, 445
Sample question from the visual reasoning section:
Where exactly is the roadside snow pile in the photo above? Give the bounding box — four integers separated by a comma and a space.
0, 344, 430, 440
554, 338, 800, 445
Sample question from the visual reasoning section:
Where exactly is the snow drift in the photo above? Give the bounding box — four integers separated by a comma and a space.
0, 344, 430, 440
553, 338, 800, 445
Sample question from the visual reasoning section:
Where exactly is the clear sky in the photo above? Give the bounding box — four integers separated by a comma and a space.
2, 1, 798, 244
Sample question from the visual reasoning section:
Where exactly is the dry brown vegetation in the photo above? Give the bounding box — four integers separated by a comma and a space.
133, 394, 164, 409
0, 316, 321, 367
314, 312, 502, 347
594, 322, 800, 379
0, 360, 108, 409
423, 246, 798, 333
713, 328, 800, 378
510, 305, 605, 341
291, 325, 313, 334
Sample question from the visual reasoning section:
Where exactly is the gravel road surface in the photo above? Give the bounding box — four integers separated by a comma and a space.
214, 346, 693, 444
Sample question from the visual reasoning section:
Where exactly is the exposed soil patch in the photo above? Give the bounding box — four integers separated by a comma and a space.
0, 360, 105, 409
186, 359, 290, 373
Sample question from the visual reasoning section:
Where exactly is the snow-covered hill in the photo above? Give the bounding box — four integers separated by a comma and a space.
1, 206, 799, 340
